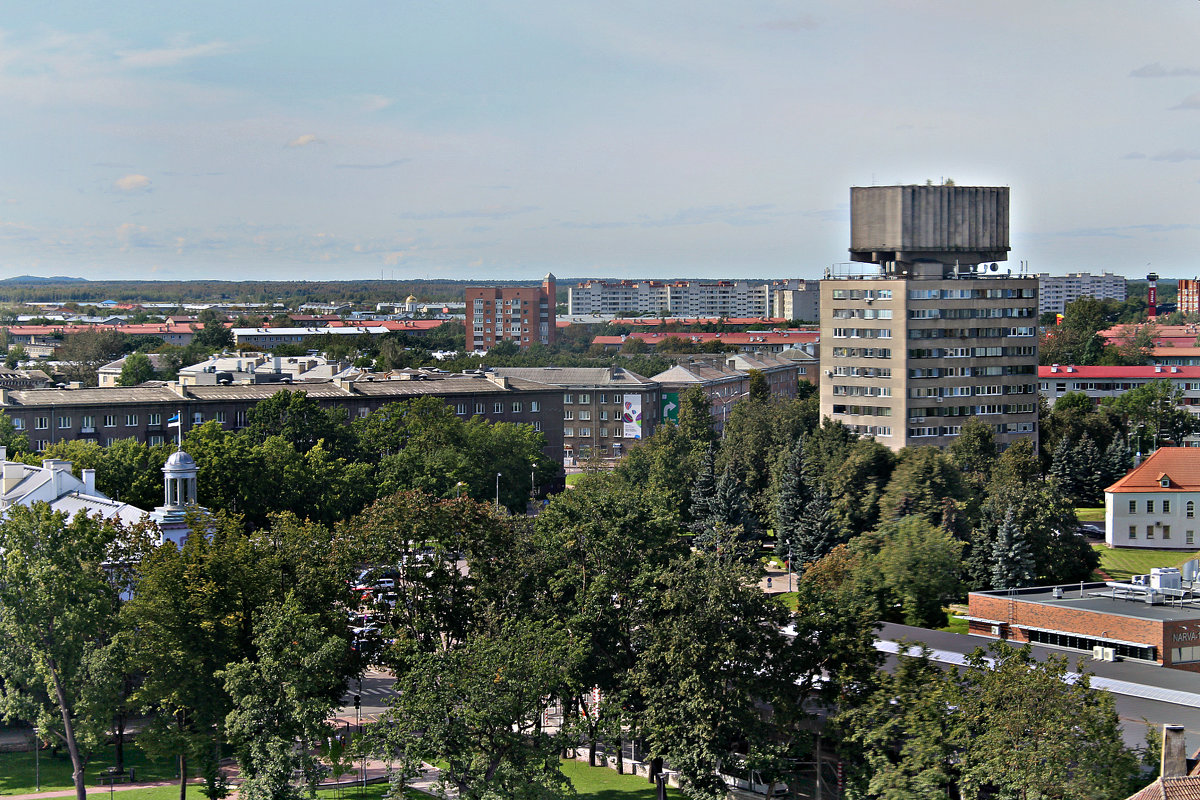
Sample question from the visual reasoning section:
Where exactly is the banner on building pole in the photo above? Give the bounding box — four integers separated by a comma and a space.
622, 394, 643, 439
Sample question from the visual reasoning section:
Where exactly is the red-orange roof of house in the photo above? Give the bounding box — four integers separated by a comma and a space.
1107, 448, 1200, 493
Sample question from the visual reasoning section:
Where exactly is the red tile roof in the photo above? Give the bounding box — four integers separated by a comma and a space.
1107, 448, 1200, 493
1126, 776, 1200, 800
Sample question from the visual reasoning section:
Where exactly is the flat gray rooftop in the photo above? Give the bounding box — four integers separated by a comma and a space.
972, 583, 1200, 624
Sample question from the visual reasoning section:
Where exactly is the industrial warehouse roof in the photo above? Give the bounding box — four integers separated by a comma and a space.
972, 582, 1200, 623
1106, 448, 1200, 494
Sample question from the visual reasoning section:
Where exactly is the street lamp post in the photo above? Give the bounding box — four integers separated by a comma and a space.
719, 391, 749, 439
454, 481, 465, 498
495, 472, 501, 511
531, 462, 537, 500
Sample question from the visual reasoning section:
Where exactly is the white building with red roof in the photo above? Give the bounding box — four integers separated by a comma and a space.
1106, 448, 1200, 549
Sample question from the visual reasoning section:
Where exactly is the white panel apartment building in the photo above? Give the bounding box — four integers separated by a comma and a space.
567, 279, 817, 318
1036, 272, 1127, 315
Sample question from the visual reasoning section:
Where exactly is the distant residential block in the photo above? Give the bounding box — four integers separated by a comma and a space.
465, 275, 557, 351
567, 279, 817, 318
1036, 272, 1127, 314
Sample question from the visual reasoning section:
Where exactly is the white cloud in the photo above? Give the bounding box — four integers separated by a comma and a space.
1130, 63, 1200, 78
1172, 93, 1200, 110
114, 174, 151, 191
359, 94, 393, 112
287, 134, 321, 148
116, 39, 232, 69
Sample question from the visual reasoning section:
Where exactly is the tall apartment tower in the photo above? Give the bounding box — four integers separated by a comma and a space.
820, 185, 1038, 451
466, 274, 558, 351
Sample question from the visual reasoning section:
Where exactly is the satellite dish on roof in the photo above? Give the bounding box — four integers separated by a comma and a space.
990, 263, 999, 272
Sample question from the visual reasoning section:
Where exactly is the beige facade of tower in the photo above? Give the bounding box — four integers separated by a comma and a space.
819, 275, 1039, 451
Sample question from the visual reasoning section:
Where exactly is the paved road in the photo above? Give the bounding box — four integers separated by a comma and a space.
335, 669, 398, 726
877, 622, 1200, 752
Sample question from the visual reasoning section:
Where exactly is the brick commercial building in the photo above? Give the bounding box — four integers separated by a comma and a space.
968, 580, 1200, 672
465, 275, 557, 350
489, 366, 659, 462
0, 372, 564, 468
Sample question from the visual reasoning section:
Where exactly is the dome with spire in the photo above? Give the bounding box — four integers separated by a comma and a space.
163, 449, 197, 476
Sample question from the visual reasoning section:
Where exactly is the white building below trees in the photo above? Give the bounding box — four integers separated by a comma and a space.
1106, 448, 1200, 549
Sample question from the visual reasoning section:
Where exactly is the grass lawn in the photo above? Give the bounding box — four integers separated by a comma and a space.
560, 759, 684, 799
1076, 507, 1106, 522
0, 744, 177, 796
1092, 544, 1200, 582
565, 473, 584, 486
940, 614, 969, 635
773, 591, 799, 612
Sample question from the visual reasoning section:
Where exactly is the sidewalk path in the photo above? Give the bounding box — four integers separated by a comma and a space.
1, 761, 447, 800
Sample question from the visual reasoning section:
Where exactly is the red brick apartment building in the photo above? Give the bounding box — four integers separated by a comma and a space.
465, 275, 557, 351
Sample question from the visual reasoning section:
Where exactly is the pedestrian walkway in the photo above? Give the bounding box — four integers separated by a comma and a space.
1, 761, 448, 800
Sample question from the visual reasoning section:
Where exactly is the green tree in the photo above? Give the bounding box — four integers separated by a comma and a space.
0, 408, 30, 453
676, 385, 716, 458
616, 422, 697, 525
527, 473, 684, 767
1105, 379, 1199, 448
0, 505, 148, 800
5, 343, 29, 368
1048, 436, 1079, 501
1102, 436, 1132, 487
117, 352, 157, 386
221, 593, 346, 800
55, 327, 128, 385
194, 317, 233, 351
948, 417, 996, 501
123, 517, 252, 800
825, 438, 895, 540
966, 482, 1096, 590
879, 447, 966, 527
244, 390, 353, 457
838, 646, 964, 799
630, 552, 794, 800
868, 516, 963, 628
957, 644, 1140, 800
747, 369, 769, 402
382, 618, 576, 800
989, 507, 1035, 590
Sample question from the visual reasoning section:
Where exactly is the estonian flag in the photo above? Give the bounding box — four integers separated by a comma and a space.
167, 413, 181, 428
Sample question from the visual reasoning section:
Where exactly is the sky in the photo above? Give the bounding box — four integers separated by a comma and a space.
1, 1, 1199, 283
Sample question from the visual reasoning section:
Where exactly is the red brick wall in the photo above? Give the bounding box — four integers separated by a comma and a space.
969, 593, 1166, 663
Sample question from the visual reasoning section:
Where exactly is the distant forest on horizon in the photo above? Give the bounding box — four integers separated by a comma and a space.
0, 275, 1158, 309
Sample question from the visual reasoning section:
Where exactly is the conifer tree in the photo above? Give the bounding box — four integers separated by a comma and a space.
1102, 436, 1132, 487
990, 507, 1036, 590
796, 481, 838, 565
773, 437, 809, 551
1048, 436, 1077, 500
689, 446, 717, 528
1074, 435, 1105, 505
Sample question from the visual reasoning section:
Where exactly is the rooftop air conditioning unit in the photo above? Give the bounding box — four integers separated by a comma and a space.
1102, 647, 1116, 661
1092, 646, 1105, 660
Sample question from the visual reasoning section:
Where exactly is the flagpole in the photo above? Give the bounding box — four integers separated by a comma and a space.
176, 409, 182, 451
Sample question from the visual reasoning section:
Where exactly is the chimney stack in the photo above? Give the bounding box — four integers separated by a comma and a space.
82, 469, 96, 495
1163, 724, 1188, 778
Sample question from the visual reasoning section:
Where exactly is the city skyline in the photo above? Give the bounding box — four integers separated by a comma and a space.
2, 1, 1199, 282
